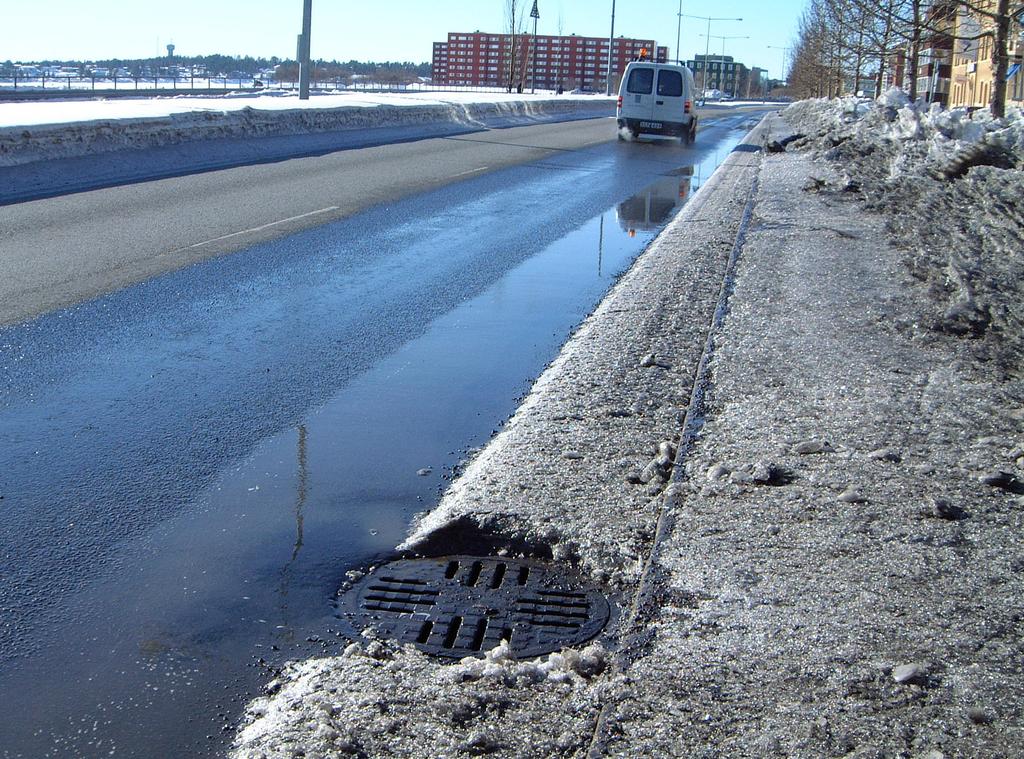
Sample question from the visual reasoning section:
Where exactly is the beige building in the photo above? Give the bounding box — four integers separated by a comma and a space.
948, 2, 1024, 109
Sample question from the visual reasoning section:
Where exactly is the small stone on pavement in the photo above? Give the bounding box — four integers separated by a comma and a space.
707, 463, 730, 480
867, 447, 902, 463
892, 662, 926, 684
968, 707, 994, 725
930, 497, 965, 520
793, 440, 834, 455
838, 487, 867, 504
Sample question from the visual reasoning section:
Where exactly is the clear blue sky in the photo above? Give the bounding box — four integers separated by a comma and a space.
2, 1, 803, 78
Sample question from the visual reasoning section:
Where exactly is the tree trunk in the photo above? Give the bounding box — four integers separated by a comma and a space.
875, 5, 893, 95
506, 0, 517, 92
908, 0, 922, 100
990, 0, 1010, 117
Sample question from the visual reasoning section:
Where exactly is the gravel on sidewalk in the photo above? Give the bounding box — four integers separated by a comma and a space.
597, 117, 1024, 758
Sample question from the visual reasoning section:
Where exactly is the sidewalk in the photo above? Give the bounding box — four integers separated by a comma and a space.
597, 126, 1023, 758
232, 113, 1023, 758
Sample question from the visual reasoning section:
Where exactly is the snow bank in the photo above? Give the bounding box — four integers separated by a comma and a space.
0, 92, 613, 168
781, 91, 1024, 377
233, 638, 617, 758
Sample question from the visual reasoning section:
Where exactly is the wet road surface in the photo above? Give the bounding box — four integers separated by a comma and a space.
0, 111, 768, 757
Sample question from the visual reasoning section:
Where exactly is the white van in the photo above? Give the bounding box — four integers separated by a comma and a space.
616, 61, 698, 144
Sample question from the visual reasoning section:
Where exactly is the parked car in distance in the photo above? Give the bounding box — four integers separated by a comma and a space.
616, 61, 698, 144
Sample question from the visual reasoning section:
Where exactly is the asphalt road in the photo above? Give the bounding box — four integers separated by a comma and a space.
0, 107, 771, 327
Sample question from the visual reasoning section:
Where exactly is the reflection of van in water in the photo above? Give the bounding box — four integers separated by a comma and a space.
617, 168, 694, 233
616, 61, 698, 143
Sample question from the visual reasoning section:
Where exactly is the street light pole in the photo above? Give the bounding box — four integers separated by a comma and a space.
681, 14, 742, 97
768, 45, 792, 98
700, 34, 749, 91
704, 17, 712, 89
675, 0, 683, 63
298, 0, 312, 99
605, 0, 616, 96
530, 0, 540, 93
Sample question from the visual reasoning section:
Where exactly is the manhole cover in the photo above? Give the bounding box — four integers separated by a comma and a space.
337, 556, 611, 659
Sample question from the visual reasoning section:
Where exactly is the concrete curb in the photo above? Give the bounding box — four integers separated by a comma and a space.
402, 115, 772, 579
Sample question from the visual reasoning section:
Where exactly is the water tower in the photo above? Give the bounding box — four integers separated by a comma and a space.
166, 43, 175, 59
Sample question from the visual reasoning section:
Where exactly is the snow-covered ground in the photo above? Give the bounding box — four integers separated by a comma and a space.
0, 91, 617, 172
0, 90, 607, 129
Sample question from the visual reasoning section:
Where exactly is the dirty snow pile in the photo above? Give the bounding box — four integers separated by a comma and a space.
233, 637, 617, 758
0, 93, 612, 168
781, 90, 1024, 377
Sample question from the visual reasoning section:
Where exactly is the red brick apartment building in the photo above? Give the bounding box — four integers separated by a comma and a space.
433, 31, 668, 91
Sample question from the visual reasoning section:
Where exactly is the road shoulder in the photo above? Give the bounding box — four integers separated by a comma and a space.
598, 126, 1024, 757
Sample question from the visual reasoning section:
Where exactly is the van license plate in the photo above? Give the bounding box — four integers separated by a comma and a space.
639, 121, 662, 129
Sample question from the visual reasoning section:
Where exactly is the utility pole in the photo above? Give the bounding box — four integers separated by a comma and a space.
605, 0, 616, 96
700, 34, 748, 92
508, 1, 517, 93
298, 0, 312, 99
682, 14, 742, 98
675, 0, 683, 63
767, 45, 792, 99
530, 0, 540, 93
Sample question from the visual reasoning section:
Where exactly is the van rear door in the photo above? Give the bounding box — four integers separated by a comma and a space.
622, 66, 655, 122
652, 67, 686, 128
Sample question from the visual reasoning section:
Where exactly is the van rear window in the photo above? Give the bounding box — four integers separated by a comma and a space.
657, 70, 683, 97
626, 68, 654, 95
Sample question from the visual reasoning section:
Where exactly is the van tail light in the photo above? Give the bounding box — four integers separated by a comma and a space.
617, 96, 623, 109
684, 100, 692, 113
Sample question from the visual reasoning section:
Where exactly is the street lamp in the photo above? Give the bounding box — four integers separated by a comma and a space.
530, 0, 540, 94
767, 45, 793, 98
681, 14, 742, 97
699, 34, 749, 92
675, 0, 683, 63
298, 0, 312, 99
605, 0, 616, 96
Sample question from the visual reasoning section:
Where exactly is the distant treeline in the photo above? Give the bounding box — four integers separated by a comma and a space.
273, 60, 429, 84
1, 55, 432, 79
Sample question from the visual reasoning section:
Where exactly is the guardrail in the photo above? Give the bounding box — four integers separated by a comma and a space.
0, 75, 533, 97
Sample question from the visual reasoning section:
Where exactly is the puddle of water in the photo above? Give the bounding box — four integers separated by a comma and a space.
617, 167, 694, 233
0, 207, 656, 759
0, 119, 757, 757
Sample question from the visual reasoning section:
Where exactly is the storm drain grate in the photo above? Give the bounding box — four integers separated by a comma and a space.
337, 556, 611, 659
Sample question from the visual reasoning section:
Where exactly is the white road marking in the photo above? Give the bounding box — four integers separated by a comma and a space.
184, 206, 340, 250
452, 166, 489, 178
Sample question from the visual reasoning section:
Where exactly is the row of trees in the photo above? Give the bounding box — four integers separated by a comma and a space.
1, 56, 430, 81
788, 0, 1020, 116
274, 61, 426, 85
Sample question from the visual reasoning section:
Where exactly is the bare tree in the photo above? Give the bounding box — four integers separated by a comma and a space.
504, 0, 528, 92
555, 10, 565, 92
850, 0, 1018, 115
